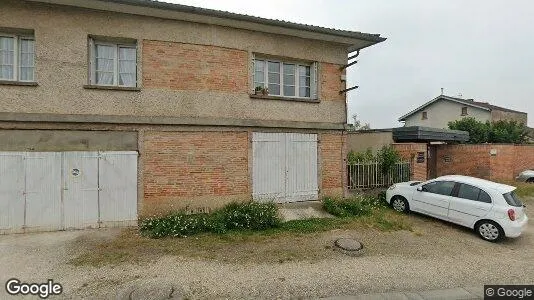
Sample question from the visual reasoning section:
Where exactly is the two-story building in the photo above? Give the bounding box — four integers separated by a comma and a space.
0, 0, 385, 233
399, 94, 527, 128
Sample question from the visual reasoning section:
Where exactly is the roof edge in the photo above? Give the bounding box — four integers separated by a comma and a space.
398, 95, 492, 121
28, 0, 386, 50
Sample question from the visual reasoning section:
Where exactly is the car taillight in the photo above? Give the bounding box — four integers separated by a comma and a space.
508, 209, 516, 221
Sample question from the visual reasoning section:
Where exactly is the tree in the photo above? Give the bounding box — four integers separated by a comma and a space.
350, 114, 371, 131
448, 117, 527, 144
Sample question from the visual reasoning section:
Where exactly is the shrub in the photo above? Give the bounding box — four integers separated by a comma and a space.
448, 117, 527, 144
217, 202, 281, 231
322, 196, 375, 217
140, 201, 281, 238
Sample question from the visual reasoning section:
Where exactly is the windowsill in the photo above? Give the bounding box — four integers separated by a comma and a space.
83, 85, 141, 92
0, 80, 38, 86
249, 94, 320, 103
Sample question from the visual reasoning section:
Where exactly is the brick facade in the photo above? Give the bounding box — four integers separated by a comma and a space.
140, 130, 346, 216
435, 144, 534, 181
142, 131, 250, 215
143, 40, 248, 93
320, 63, 345, 101
392, 143, 427, 181
319, 133, 346, 196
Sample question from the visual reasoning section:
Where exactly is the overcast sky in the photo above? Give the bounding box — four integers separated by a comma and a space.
169, 0, 534, 128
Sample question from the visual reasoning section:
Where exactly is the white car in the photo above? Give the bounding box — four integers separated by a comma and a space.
516, 170, 534, 183
386, 175, 528, 242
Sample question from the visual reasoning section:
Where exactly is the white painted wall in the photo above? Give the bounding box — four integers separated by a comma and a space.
403, 100, 491, 128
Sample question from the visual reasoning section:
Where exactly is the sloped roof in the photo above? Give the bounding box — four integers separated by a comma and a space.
398, 95, 527, 121
29, 0, 386, 51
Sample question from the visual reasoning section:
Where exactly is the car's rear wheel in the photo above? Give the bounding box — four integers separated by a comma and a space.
475, 220, 504, 242
526, 178, 534, 183
391, 196, 409, 213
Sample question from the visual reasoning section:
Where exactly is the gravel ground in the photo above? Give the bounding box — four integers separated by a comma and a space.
0, 214, 532, 299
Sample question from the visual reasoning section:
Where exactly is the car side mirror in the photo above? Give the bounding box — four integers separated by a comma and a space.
417, 186, 423, 192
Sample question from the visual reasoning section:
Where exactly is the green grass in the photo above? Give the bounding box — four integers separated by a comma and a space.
69, 194, 415, 267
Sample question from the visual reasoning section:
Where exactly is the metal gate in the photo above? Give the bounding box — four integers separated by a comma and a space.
252, 132, 318, 203
0, 151, 138, 234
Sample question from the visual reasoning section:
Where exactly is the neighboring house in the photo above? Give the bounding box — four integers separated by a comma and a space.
399, 95, 527, 128
0, 0, 385, 233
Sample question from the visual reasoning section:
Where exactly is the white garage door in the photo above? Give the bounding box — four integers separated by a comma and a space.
0, 151, 137, 234
252, 132, 318, 203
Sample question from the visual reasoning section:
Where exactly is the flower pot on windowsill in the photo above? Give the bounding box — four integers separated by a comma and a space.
255, 90, 263, 96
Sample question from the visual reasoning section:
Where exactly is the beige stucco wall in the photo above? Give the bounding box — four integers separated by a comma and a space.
0, 0, 348, 124
347, 131, 393, 153
403, 100, 491, 128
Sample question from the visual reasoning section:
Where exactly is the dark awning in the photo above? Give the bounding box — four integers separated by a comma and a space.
392, 126, 469, 143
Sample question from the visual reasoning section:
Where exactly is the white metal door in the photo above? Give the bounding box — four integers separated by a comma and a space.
252, 132, 318, 203
98, 151, 138, 226
252, 133, 286, 202
0, 154, 24, 232
63, 152, 99, 229
24, 152, 62, 230
286, 133, 318, 202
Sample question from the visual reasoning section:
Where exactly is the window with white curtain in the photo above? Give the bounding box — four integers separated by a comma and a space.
254, 57, 316, 99
89, 39, 137, 87
0, 34, 35, 82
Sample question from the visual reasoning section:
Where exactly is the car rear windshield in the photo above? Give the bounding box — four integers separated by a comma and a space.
503, 191, 523, 207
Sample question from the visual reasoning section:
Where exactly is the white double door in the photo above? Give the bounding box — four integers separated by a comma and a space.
0, 151, 137, 233
252, 132, 318, 203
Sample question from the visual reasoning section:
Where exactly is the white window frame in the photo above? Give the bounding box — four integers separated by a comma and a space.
89, 38, 137, 87
0, 33, 35, 82
253, 57, 317, 99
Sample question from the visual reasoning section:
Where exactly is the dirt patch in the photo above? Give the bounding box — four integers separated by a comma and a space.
67, 209, 451, 266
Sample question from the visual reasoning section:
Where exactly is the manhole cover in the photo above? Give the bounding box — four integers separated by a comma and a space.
334, 238, 364, 256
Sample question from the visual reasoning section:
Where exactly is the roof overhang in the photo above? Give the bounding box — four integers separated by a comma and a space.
398, 95, 491, 122
27, 0, 386, 52
392, 126, 469, 143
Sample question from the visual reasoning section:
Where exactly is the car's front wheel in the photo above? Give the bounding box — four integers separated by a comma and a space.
391, 196, 409, 213
475, 220, 504, 242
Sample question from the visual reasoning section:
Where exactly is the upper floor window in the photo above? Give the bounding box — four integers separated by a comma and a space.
461, 106, 468, 116
422, 111, 428, 120
0, 33, 35, 82
253, 57, 316, 99
89, 38, 137, 87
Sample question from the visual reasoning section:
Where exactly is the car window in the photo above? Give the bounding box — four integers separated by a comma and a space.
478, 190, 492, 203
456, 183, 492, 203
457, 184, 481, 201
503, 191, 523, 207
422, 181, 455, 196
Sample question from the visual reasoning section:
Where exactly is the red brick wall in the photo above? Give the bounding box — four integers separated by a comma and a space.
142, 131, 249, 215
489, 145, 515, 181
320, 133, 346, 196
320, 63, 345, 101
436, 144, 491, 179
434, 144, 534, 181
392, 143, 427, 181
513, 145, 534, 177
143, 40, 248, 92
